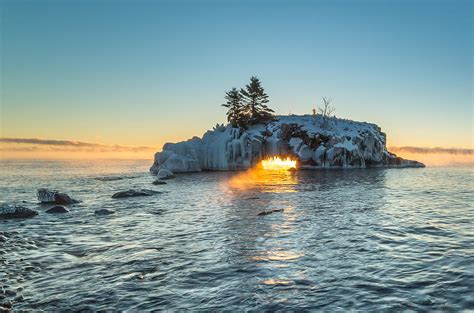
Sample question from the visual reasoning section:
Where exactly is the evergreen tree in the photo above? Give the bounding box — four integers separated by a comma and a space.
240, 76, 274, 124
222, 88, 247, 128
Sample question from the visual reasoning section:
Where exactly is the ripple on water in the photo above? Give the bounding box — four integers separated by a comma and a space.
0, 160, 473, 310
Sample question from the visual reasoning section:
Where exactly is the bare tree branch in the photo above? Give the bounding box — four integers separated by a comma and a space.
318, 97, 335, 128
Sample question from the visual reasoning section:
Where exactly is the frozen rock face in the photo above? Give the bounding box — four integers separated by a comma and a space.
150, 115, 424, 173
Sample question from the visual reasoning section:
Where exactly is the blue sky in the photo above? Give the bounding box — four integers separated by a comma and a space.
1, 0, 472, 150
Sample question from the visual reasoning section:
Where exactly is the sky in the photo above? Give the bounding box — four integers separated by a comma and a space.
0, 0, 472, 159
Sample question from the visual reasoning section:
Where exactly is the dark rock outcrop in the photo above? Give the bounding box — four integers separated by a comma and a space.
0, 204, 38, 219
37, 188, 79, 205
95, 209, 115, 215
258, 208, 284, 216
46, 205, 69, 214
112, 189, 161, 199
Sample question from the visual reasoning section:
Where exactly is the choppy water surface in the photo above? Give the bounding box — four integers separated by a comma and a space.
1, 159, 473, 311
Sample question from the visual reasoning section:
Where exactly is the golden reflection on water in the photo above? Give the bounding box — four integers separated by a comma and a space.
261, 278, 293, 286
251, 250, 305, 262
252, 206, 306, 287
226, 166, 298, 193
224, 160, 307, 287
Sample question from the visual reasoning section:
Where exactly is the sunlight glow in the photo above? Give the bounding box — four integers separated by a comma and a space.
261, 156, 297, 170
224, 157, 298, 193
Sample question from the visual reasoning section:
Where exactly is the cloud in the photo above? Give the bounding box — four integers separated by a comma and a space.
0, 138, 101, 147
389, 146, 474, 155
2, 138, 472, 157
0, 137, 158, 152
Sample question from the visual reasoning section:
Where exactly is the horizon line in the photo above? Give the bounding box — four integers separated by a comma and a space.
1, 137, 473, 155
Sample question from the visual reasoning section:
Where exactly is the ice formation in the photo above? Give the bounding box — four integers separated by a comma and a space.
150, 115, 424, 173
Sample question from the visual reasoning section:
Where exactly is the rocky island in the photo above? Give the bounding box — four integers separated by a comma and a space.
150, 114, 424, 174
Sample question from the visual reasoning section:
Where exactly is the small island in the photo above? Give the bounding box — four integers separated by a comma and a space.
151, 77, 424, 175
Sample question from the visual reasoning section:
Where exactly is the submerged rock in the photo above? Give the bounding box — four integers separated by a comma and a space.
95, 209, 115, 215
112, 189, 161, 199
150, 114, 424, 172
157, 168, 175, 180
258, 208, 284, 216
0, 204, 38, 219
2, 300, 12, 309
152, 180, 167, 185
37, 188, 78, 205
94, 174, 140, 181
46, 205, 69, 214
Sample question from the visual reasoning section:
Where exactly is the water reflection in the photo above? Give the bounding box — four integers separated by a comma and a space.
225, 167, 298, 193
222, 168, 390, 297
221, 167, 309, 291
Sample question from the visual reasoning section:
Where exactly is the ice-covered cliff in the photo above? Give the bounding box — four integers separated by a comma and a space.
150, 115, 424, 173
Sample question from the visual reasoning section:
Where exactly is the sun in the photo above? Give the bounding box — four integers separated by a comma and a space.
260, 156, 297, 170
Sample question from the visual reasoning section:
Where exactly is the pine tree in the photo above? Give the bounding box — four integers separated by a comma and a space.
240, 76, 274, 124
222, 88, 247, 128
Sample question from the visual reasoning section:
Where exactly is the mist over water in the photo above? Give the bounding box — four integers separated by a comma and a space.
1, 159, 473, 310
395, 151, 474, 168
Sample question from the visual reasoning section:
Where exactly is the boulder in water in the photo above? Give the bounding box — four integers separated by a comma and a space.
46, 205, 69, 214
0, 204, 38, 219
112, 189, 161, 199
152, 180, 167, 185
95, 208, 115, 215
258, 208, 284, 216
37, 188, 79, 205
2, 300, 12, 310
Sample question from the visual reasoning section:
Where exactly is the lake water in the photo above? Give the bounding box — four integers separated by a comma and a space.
1, 159, 473, 311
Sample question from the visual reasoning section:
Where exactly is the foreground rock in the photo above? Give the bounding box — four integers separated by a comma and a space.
95, 209, 115, 215
157, 168, 175, 180
112, 189, 161, 199
0, 204, 38, 219
46, 205, 69, 214
37, 188, 79, 205
150, 115, 424, 172
258, 208, 284, 216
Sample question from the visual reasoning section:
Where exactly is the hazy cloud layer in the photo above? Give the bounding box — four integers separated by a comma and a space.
389, 146, 473, 155
1, 137, 472, 156
0, 138, 158, 152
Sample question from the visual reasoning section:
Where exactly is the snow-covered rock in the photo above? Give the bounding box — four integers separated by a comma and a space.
157, 168, 175, 179
150, 115, 424, 173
